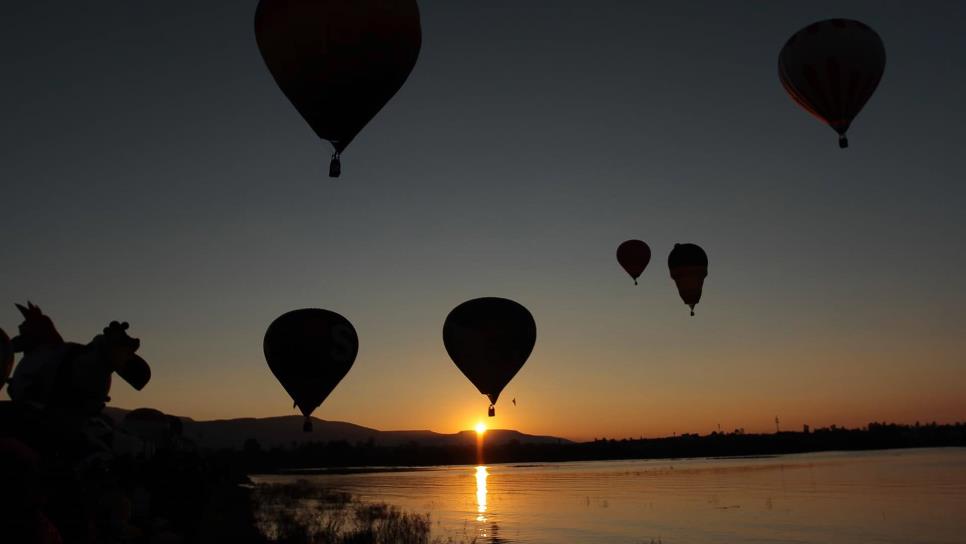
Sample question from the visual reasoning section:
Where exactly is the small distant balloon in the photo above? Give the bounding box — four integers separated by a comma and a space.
263, 309, 359, 432
443, 298, 536, 417
779, 19, 886, 148
254, 0, 422, 177
616, 240, 651, 285
668, 243, 709, 316
0, 328, 12, 389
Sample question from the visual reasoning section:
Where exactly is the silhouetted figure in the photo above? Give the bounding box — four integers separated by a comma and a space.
0, 327, 13, 390
7, 303, 150, 419
1, 303, 154, 544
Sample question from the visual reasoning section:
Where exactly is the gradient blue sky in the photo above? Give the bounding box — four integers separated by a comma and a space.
2, 1, 964, 440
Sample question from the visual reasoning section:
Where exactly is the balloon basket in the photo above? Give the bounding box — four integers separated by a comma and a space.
329, 154, 342, 177
488, 405, 495, 417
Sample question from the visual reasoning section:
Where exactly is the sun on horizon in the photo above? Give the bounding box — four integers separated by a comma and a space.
475, 422, 487, 435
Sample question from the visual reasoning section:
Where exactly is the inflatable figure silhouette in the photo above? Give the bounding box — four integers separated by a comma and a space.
6, 302, 150, 417
0, 327, 12, 390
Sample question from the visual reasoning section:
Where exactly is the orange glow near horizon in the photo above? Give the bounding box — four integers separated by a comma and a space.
80, 323, 966, 443
475, 421, 486, 465
94, 375, 966, 443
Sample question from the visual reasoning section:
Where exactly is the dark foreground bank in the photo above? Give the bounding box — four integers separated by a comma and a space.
4, 398, 963, 544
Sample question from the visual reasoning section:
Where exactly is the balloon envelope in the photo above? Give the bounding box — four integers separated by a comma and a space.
443, 298, 536, 416
255, 0, 422, 176
779, 19, 885, 148
668, 243, 708, 316
0, 328, 12, 387
616, 240, 651, 285
263, 309, 359, 429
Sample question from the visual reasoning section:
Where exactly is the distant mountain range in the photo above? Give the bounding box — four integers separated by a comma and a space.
103, 406, 570, 450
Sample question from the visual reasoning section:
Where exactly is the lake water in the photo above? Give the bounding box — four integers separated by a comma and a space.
252, 448, 966, 543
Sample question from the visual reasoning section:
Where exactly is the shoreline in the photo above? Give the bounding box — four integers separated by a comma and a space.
249, 444, 966, 476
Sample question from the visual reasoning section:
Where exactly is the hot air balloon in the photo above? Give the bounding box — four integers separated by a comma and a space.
443, 298, 536, 417
255, 0, 422, 177
668, 243, 708, 316
617, 240, 651, 285
263, 309, 358, 432
1, 328, 13, 390
779, 19, 885, 148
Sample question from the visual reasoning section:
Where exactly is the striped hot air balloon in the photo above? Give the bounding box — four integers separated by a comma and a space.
779, 19, 886, 148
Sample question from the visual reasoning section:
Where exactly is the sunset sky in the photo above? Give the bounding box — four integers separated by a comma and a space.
2, 1, 965, 441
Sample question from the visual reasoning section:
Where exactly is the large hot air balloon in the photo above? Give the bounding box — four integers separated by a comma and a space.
1, 328, 13, 390
616, 240, 651, 285
263, 309, 359, 431
255, 0, 422, 177
779, 19, 885, 148
443, 298, 536, 417
668, 243, 708, 316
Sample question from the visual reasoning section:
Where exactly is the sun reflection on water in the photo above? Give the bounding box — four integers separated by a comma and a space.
475, 465, 488, 522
